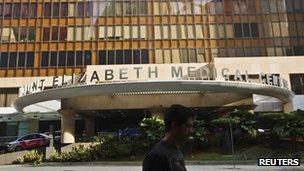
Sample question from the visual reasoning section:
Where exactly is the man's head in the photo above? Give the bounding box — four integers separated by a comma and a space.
164, 104, 194, 143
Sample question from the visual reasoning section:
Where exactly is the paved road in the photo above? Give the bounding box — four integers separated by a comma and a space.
0, 165, 303, 171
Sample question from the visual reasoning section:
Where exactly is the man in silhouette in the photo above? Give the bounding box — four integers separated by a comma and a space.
143, 104, 194, 171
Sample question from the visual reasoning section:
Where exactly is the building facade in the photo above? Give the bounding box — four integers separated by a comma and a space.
0, 0, 304, 142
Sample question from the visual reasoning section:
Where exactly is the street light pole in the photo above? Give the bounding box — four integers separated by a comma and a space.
229, 116, 236, 169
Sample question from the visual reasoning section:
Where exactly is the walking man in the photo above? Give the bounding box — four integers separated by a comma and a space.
143, 104, 194, 171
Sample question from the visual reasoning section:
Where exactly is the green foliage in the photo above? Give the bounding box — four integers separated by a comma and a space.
139, 116, 165, 148
189, 119, 207, 143
49, 134, 137, 162
13, 150, 44, 165
211, 109, 257, 138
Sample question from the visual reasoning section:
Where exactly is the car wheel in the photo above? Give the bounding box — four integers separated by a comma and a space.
15, 146, 23, 151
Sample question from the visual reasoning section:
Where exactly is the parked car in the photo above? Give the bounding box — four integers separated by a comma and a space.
6, 133, 49, 152
44, 131, 61, 144
0, 144, 7, 154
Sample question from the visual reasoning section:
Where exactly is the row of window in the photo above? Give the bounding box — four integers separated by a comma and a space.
290, 74, 304, 95
99, 49, 149, 65
154, 49, 205, 64
1, 0, 304, 19
2, 21, 304, 43
41, 51, 91, 67
215, 46, 304, 57
0, 52, 34, 68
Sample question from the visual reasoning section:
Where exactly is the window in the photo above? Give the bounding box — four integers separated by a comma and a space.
13, 3, 21, 18
0, 4, 2, 17
19, 27, 27, 42
290, 74, 304, 95
61, 2, 68, 17
154, 26, 161, 39
99, 51, 107, 65
44, 3, 51, 17
18, 52, 26, 68
41, 52, 49, 67
67, 51, 75, 66
43, 28, 50, 41
51, 27, 59, 41
140, 1, 147, 15
155, 49, 163, 64
140, 26, 147, 39
59, 27, 67, 41
195, 25, 204, 38
58, 52, 66, 67
28, 27, 36, 41
29, 3, 37, 17
21, 3, 29, 17
69, 3, 75, 17
9, 53, 17, 68
0, 53, 8, 68
26, 52, 34, 67
132, 50, 139, 64
50, 52, 57, 67
234, 23, 259, 38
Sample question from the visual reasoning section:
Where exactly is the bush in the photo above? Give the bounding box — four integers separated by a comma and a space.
139, 116, 165, 148
13, 150, 44, 165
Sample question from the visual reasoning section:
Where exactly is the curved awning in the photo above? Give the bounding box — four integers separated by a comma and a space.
12, 80, 295, 112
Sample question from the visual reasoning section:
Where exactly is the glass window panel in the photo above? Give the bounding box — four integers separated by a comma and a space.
226, 24, 234, 38
242, 23, 250, 37
4, 4, 12, 18
185, 2, 192, 14
273, 22, 281, 37
289, 22, 297, 36
269, 0, 278, 13
116, 50, 123, 64
250, 23, 259, 37
19, 27, 27, 42
98, 26, 105, 39
115, 2, 122, 15
251, 48, 261, 56
76, 27, 82, 41
244, 48, 251, 56
84, 27, 92, 40
125, 50, 133, 64
294, 0, 302, 12
210, 24, 218, 38
172, 49, 180, 63
84, 2, 93, 17
180, 49, 188, 63
232, 0, 240, 13
181, 25, 187, 39
218, 25, 225, 38
170, 2, 178, 14
234, 23, 243, 38
28, 27, 35, 41
11, 27, 18, 42
132, 26, 139, 39
77, 2, 84, 17
294, 46, 304, 55
43, 28, 50, 41
51, 27, 59, 41
61, 2, 68, 17
247, 0, 256, 13
211, 48, 219, 58
83, 51, 91, 65
68, 3, 75, 17
132, 1, 139, 15
153, 2, 160, 15
124, 26, 130, 39
9, 53, 17, 68
76, 51, 83, 66
163, 25, 169, 39
133, 50, 140, 64
280, 22, 289, 37
228, 48, 235, 57
58, 52, 66, 67
297, 22, 304, 36
93, 1, 99, 17
155, 49, 163, 64
99, 50, 107, 65
18, 52, 25, 67
161, 2, 169, 15
140, 1, 147, 15
267, 47, 275, 56
235, 48, 244, 57
195, 25, 203, 38
171, 25, 178, 39
0, 4, 3, 17
187, 25, 195, 39
53, 3, 59, 17
60, 27, 67, 41
107, 2, 115, 16
2, 28, 10, 42
0, 53, 9, 68
277, 0, 286, 13
68, 27, 75, 41
209, 2, 216, 14
21, 3, 29, 17
124, 2, 132, 15
189, 49, 196, 62
194, 0, 202, 14
239, 0, 248, 14
261, 0, 270, 13
98, 2, 107, 16
44, 3, 51, 17
50, 52, 57, 66
108, 51, 114, 64
141, 50, 149, 64
115, 26, 122, 39
275, 47, 283, 56
219, 48, 227, 57
140, 26, 147, 39
67, 51, 74, 66
197, 49, 205, 62
29, 3, 37, 17
26, 52, 34, 68
164, 50, 171, 63
41, 52, 49, 67
107, 26, 114, 38
13, 3, 21, 18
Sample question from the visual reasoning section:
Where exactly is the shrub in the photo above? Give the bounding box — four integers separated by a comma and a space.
13, 150, 44, 165
139, 116, 165, 148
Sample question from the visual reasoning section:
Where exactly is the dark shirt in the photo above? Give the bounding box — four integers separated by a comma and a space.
143, 140, 187, 171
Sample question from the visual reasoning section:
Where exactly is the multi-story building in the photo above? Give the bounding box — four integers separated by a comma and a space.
0, 0, 303, 143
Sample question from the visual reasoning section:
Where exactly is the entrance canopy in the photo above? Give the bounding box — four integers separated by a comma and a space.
13, 80, 294, 112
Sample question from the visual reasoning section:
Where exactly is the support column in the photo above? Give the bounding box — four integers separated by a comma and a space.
283, 102, 294, 113
85, 116, 95, 137
58, 109, 76, 144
